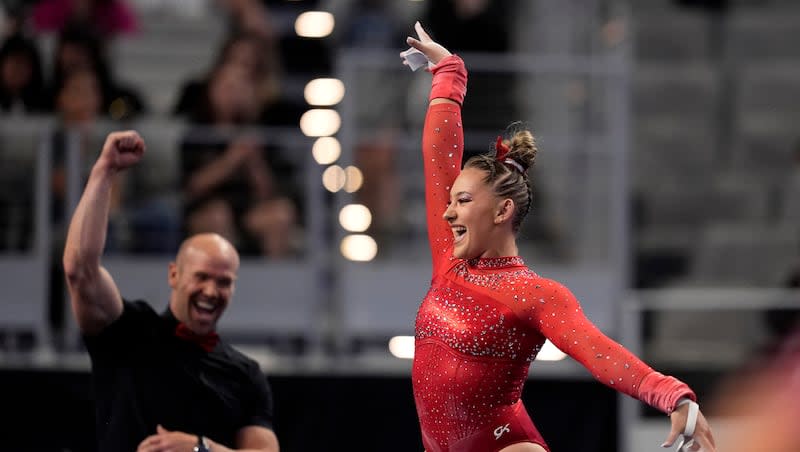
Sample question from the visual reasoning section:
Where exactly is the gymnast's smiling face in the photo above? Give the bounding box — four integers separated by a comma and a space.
443, 167, 516, 260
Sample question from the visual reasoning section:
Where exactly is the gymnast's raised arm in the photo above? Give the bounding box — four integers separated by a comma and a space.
406, 22, 468, 273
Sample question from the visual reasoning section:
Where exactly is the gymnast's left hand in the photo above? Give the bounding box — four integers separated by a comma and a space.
663, 406, 716, 451
137, 424, 196, 452
406, 21, 451, 66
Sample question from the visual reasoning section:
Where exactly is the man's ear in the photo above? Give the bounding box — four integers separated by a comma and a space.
495, 198, 515, 224
167, 262, 178, 289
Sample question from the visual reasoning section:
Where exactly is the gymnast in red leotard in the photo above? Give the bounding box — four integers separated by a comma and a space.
402, 23, 717, 452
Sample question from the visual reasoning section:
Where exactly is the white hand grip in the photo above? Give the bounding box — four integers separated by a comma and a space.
682, 400, 699, 437
675, 399, 699, 451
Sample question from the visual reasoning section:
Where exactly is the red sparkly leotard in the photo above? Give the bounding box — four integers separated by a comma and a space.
411, 56, 696, 452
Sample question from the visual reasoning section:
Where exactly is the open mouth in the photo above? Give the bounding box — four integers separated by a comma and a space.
191, 298, 219, 320
452, 225, 467, 244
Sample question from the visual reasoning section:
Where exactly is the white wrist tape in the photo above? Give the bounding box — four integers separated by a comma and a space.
677, 398, 699, 437
674, 398, 700, 452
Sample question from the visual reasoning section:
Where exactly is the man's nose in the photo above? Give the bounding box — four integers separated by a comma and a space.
202, 281, 219, 297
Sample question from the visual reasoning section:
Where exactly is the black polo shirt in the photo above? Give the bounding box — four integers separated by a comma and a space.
84, 300, 274, 451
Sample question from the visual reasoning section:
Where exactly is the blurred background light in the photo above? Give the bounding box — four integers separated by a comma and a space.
300, 109, 341, 137
339, 204, 372, 232
343, 165, 364, 193
294, 11, 335, 38
305, 78, 345, 106
312, 137, 341, 164
322, 165, 346, 192
340, 234, 378, 261
388, 336, 415, 359
535, 340, 567, 361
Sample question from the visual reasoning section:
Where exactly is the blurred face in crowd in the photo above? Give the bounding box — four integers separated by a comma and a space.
224, 37, 262, 77
1, 53, 33, 92
57, 42, 94, 74
209, 63, 258, 124
57, 69, 101, 124
168, 234, 239, 335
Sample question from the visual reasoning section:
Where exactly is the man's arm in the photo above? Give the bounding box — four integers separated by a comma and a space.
137, 425, 279, 452
63, 131, 145, 336
230, 426, 279, 452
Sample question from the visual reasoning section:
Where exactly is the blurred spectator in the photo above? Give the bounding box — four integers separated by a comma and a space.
31, 0, 138, 38
0, 32, 45, 113
50, 67, 105, 226
1, 0, 31, 35
710, 324, 800, 452
353, 129, 401, 241
173, 31, 302, 127
216, 0, 274, 40
181, 62, 301, 257
48, 25, 145, 119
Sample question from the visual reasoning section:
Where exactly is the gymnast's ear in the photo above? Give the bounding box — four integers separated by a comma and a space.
494, 198, 515, 225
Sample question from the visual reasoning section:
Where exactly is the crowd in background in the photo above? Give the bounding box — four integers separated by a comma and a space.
3, 0, 799, 276
0, 0, 521, 343
0, 0, 523, 257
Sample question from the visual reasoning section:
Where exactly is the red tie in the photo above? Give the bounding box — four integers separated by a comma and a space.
175, 323, 219, 352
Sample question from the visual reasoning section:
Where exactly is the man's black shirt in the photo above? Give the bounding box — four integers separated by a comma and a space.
84, 300, 274, 451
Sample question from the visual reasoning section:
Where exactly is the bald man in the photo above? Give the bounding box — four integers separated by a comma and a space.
63, 131, 279, 452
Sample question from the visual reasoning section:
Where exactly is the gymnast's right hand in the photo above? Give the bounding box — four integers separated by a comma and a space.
98, 131, 146, 172
406, 21, 452, 66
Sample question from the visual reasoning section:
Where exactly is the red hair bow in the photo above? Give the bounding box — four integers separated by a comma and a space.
495, 136, 510, 160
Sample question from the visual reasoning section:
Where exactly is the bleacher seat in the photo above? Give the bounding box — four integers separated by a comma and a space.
633, 116, 716, 189
691, 222, 799, 285
634, 62, 720, 118
730, 112, 796, 178
633, 9, 714, 62
735, 62, 800, 116
728, 8, 800, 61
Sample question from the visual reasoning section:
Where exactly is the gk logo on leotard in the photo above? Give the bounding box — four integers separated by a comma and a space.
493, 423, 511, 440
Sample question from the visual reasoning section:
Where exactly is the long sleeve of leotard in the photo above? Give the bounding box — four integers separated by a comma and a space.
527, 278, 696, 414
422, 56, 466, 273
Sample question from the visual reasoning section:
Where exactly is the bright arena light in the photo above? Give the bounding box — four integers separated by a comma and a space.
322, 165, 346, 192
294, 11, 335, 38
312, 137, 341, 165
300, 109, 341, 137
343, 165, 364, 193
339, 204, 372, 232
305, 78, 345, 106
535, 340, 567, 361
340, 234, 378, 262
388, 336, 415, 359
